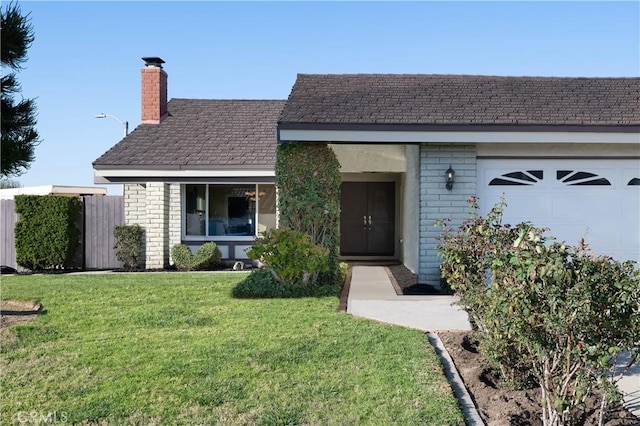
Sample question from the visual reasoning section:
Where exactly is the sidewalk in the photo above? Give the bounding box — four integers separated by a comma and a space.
345, 265, 639, 418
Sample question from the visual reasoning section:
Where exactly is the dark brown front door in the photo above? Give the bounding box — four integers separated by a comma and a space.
340, 182, 395, 256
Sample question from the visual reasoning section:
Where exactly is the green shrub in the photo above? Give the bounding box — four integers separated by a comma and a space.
487, 234, 640, 425
247, 228, 329, 287
171, 242, 222, 271
338, 261, 349, 284
194, 242, 222, 269
438, 196, 533, 388
14, 195, 81, 271
171, 244, 191, 270
232, 268, 340, 299
437, 196, 519, 332
113, 224, 144, 270
275, 143, 341, 284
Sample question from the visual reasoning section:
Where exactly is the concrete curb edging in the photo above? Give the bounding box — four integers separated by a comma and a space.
427, 332, 486, 426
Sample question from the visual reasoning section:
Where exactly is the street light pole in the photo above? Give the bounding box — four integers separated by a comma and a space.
94, 113, 129, 137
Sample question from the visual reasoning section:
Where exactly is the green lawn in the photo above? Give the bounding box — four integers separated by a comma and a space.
1, 273, 463, 425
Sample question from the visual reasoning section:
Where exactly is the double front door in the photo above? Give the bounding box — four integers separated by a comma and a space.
340, 182, 395, 256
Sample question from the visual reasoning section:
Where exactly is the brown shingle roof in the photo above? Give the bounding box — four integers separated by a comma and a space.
278, 74, 640, 128
93, 99, 285, 168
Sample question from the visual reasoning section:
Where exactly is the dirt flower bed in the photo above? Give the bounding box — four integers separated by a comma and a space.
0, 300, 43, 328
438, 331, 639, 426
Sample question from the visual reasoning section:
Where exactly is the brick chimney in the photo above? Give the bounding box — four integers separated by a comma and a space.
141, 57, 168, 124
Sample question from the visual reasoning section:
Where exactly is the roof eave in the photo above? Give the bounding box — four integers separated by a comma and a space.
92, 163, 275, 170
277, 125, 640, 144
277, 122, 640, 133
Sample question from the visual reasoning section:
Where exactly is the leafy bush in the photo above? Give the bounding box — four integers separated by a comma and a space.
275, 143, 341, 284
194, 242, 222, 269
171, 244, 191, 270
437, 196, 519, 331
171, 242, 222, 271
232, 268, 340, 299
247, 228, 329, 287
14, 195, 81, 271
438, 198, 640, 424
488, 234, 640, 425
113, 224, 144, 270
438, 196, 533, 388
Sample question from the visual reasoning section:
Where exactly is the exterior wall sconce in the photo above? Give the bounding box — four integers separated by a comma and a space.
445, 165, 455, 190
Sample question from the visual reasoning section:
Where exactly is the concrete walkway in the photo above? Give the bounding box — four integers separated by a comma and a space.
346, 265, 639, 418
347, 265, 471, 331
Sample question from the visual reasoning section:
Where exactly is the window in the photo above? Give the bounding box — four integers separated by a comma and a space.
489, 170, 543, 186
184, 184, 276, 238
557, 171, 611, 186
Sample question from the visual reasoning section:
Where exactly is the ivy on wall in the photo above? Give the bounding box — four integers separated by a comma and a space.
275, 142, 341, 283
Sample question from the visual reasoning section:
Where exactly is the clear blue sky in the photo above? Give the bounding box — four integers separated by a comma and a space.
12, 1, 640, 194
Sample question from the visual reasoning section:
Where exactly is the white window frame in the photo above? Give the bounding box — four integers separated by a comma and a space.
181, 183, 274, 242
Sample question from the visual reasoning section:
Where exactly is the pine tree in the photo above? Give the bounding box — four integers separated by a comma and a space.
1, 2, 40, 177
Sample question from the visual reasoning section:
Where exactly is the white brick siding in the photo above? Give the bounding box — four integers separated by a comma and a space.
419, 144, 476, 285
124, 184, 146, 225
122, 182, 178, 269
168, 184, 181, 265
145, 183, 170, 269
123, 183, 147, 268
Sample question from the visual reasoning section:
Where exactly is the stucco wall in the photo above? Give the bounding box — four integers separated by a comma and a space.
419, 144, 477, 286
330, 144, 407, 173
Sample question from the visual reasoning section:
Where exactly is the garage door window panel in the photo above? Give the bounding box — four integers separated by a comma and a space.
557, 170, 611, 186
489, 170, 543, 186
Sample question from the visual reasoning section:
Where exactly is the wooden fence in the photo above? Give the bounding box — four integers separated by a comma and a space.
1, 199, 18, 269
83, 196, 125, 269
0, 196, 124, 270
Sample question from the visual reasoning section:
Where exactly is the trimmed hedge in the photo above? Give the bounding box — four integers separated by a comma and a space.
171, 242, 222, 271
14, 195, 81, 271
113, 224, 144, 270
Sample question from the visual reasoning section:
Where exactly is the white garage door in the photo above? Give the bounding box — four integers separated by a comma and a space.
477, 159, 640, 262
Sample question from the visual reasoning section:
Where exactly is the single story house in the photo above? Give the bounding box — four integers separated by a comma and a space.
93, 57, 639, 285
